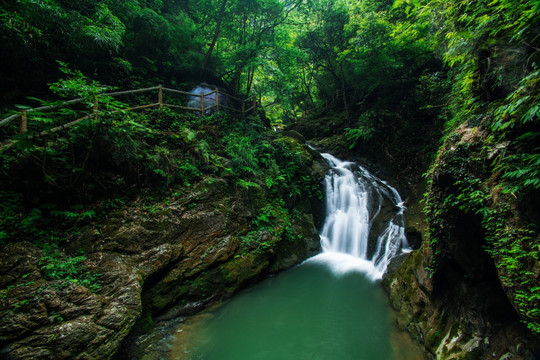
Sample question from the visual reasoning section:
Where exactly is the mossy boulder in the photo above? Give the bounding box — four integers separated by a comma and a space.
383, 121, 539, 359
0, 242, 145, 360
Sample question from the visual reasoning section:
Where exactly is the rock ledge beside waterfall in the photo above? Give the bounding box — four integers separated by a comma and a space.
0, 137, 327, 360
382, 122, 539, 360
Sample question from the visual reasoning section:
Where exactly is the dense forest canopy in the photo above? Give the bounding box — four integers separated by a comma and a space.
2, 0, 538, 127
0, 1, 436, 123
0, 0, 445, 121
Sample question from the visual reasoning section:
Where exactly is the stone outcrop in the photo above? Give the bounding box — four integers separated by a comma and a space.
0, 138, 327, 360
0, 242, 142, 360
384, 247, 538, 359
383, 122, 539, 359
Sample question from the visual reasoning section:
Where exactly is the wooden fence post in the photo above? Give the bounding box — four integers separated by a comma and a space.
0, 85, 265, 141
200, 93, 205, 116
158, 84, 163, 110
19, 111, 27, 133
93, 95, 98, 121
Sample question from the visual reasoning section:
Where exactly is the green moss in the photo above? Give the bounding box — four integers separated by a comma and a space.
221, 253, 266, 284
274, 136, 313, 165
424, 128, 540, 335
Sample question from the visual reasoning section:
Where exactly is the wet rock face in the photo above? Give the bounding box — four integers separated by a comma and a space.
382, 123, 539, 360
384, 247, 538, 360
404, 228, 422, 250
0, 243, 143, 360
0, 138, 326, 360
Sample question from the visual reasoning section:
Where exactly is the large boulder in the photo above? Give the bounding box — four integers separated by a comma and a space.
0, 137, 326, 360
0, 242, 142, 360
382, 122, 539, 359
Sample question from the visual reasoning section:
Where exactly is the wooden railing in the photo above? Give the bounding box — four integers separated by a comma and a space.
0, 85, 258, 138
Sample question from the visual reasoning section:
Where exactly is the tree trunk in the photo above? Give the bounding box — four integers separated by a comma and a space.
246, 66, 255, 96
340, 62, 349, 124
201, 0, 229, 73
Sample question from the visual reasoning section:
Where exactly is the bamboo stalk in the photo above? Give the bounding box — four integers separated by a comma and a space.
0, 113, 24, 127
104, 86, 160, 97
41, 102, 158, 135
28, 98, 84, 112
223, 93, 244, 102
163, 104, 200, 111
126, 103, 160, 111
1, 85, 256, 134
161, 88, 195, 96
44, 115, 91, 135
218, 105, 242, 113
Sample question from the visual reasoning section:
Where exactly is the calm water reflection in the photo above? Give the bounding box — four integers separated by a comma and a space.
170, 255, 425, 360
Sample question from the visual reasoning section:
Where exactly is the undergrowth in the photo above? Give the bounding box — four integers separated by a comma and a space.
0, 88, 321, 296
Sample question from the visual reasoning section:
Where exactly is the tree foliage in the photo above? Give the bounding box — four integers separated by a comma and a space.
0, 0, 539, 340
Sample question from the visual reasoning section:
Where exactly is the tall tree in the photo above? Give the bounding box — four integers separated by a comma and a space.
201, 0, 229, 73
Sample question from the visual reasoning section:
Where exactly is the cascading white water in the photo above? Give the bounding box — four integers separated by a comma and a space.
315, 153, 410, 280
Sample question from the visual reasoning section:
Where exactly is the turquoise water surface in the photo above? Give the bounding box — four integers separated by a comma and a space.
170, 253, 424, 360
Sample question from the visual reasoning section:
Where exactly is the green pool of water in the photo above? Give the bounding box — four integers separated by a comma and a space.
170, 253, 424, 360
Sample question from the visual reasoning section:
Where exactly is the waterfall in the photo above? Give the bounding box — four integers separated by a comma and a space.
314, 153, 410, 280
